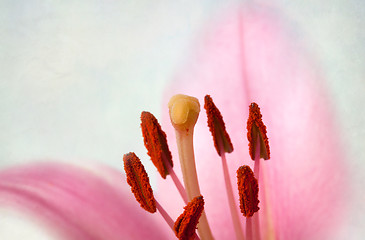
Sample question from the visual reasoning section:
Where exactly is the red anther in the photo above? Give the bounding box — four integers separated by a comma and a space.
247, 102, 270, 160
123, 152, 156, 213
141, 111, 173, 179
204, 95, 234, 156
174, 195, 205, 240
237, 165, 259, 217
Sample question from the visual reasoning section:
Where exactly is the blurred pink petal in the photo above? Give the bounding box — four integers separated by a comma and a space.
0, 162, 169, 239
159, 4, 346, 240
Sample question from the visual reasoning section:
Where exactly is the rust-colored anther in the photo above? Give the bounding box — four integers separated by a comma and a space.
237, 166, 259, 217
123, 152, 156, 213
141, 111, 173, 179
174, 195, 204, 240
204, 95, 234, 156
247, 102, 270, 160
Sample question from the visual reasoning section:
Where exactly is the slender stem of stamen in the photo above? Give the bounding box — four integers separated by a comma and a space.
262, 166, 276, 240
253, 136, 262, 240
254, 135, 262, 182
156, 200, 175, 230
220, 150, 245, 240
175, 131, 214, 240
252, 213, 261, 240
246, 217, 253, 240
166, 160, 188, 204
254, 154, 260, 181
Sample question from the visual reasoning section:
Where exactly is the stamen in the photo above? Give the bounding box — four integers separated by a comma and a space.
237, 165, 259, 217
247, 102, 271, 239
168, 94, 213, 240
246, 217, 253, 240
204, 95, 233, 155
247, 103, 270, 160
141, 111, 188, 204
221, 151, 245, 240
261, 169, 276, 240
253, 138, 275, 240
174, 195, 204, 240
252, 136, 262, 240
123, 152, 156, 213
204, 95, 244, 240
237, 166, 259, 240
155, 200, 175, 231
124, 152, 181, 237
140, 111, 173, 179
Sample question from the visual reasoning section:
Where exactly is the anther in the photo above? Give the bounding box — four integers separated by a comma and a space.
123, 152, 156, 213
140, 111, 173, 179
204, 95, 234, 156
247, 102, 270, 160
174, 195, 205, 240
237, 165, 259, 217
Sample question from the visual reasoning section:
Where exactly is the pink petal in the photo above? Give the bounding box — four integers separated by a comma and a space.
0, 162, 170, 240
159, 4, 347, 239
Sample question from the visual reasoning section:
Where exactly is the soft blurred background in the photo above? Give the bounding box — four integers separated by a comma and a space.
0, 0, 364, 239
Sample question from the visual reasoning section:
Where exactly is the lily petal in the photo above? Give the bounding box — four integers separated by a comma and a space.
160, 4, 347, 240
0, 162, 169, 240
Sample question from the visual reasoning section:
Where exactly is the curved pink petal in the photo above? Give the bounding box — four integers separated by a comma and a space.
159, 4, 347, 240
0, 162, 170, 240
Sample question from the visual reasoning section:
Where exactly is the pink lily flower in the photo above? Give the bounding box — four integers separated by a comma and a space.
0, 4, 346, 240
159, 5, 346, 240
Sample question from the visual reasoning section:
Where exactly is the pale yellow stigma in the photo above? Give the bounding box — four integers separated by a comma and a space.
168, 94, 214, 240
168, 94, 200, 134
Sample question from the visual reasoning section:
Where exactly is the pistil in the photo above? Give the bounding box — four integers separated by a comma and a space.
168, 94, 214, 240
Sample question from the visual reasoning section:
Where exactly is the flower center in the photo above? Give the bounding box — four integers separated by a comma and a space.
123, 94, 274, 240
